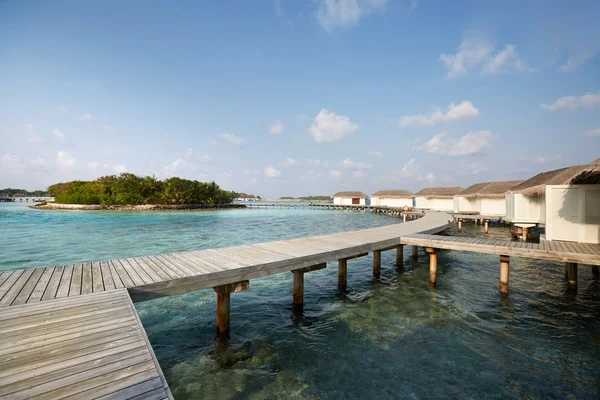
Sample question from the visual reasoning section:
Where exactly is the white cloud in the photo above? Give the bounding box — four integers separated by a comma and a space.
368, 150, 383, 158
467, 163, 488, 175
27, 135, 44, 143
2, 154, 25, 170
56, 151, 75, 170
249, 177, 258, 185
342, 157, 371, 170
421, 131, 493, 156
399, 101, 479, 127
221, 133, 245, 145
26, 124, 35, 130
352, 170, 366, 178
398, 159, 419, 179
198, 152, 211, 163
163, 159, 185, 175
315, 0, 387, 32
307, 109, 359, 142
306, 158, 322, 167
583, 128, 600, 137
482, 45, 516, 75
184, 148, 193, 158
425, 172, 436, 183
53, 128, 65, 143
104, 124, 116, 133
519, 155, 563, 164
87, 161, 98, 170
559, 51, 597, 72
541, 93, 600, 111
440, 40, 529, 78
113, 164, 127, 174
269, 120, 284, 134
219, 172, 232, 179
57, 106, 68, 113
282, 157, 300, 167
77, 113, 93, 121
440, 39, 492, 79
329, 169, 341, 179
264, 165, 281, 178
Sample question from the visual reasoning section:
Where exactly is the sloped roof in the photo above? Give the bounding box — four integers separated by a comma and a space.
413, 187, 463, 198
371, 190, 413, 198
571, 158, 600, 185
509, 165, 589, 195
458, 180, 523, 198
332, 191, 368, 198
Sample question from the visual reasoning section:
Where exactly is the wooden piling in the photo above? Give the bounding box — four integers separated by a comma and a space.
396, 244, 404, 267
412, 245, 419, 259
593, 266, 599, 278
500, 255, 510, 294
426, 248, 438, 286
214, 280, 249, 334
484, 219, 489, 234
292, 270, 304, 308
458, 219, 462, 233
522, 227, 527, 241
567, 263, 577, 288
373, 250, 381, 278
338, 259, 348, 291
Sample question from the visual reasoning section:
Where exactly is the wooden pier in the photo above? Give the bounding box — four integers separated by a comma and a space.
1, 209, 599, 397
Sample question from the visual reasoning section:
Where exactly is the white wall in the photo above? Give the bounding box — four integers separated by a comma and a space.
372, 197, 412, 207
545, 185, 600, 244
505, 194, 545, 224
333, 197, 366, 205
454, 196, 479, 213
416, 197, 454, 211
454, 197, 507, 216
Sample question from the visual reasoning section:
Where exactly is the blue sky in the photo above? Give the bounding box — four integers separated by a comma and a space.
1, 0, 599, 197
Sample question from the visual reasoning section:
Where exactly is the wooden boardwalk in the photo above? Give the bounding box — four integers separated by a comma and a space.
0, 289, 172, 399
0, 211, 451, 306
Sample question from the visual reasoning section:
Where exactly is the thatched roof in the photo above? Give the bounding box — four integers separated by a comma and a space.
371, 190, 413, 198
571, 158, 600, 184
236, 193, 256, 199
414, 187, 463, 198
458, 180, 523, 198
332, 191, 368, 198
509, 163, 597, 196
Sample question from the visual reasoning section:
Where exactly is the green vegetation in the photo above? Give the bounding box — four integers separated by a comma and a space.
47, 173, 237, 205
0, 188, 50, 197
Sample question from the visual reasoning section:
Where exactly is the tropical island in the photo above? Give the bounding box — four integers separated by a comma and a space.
32, 173, 242, 211
0, 188, 50, 197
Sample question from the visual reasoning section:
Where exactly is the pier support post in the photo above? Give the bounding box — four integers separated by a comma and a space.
373, 250, 381, 279
214, 280, 249, 334
338, 259, 348, 291
403, 213, 406, 222
567, 263, 577, 288
500, 255, 510, 295
396, 244, 404, 267
412, 245, 419, 259
593, 266, 599, 278
522, 227, 528, 241
426, 248, 438, 286
457, 219, 462, 233
291, 263, 326, 310
484, 219, 489, 234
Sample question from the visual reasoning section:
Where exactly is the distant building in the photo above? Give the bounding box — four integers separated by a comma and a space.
234, 193, 257, 202
370, 190, 413, 208
506, 159, 600, 244
453, 181, 523, 216
332, 191, 369, 206
414, 187, 463, 211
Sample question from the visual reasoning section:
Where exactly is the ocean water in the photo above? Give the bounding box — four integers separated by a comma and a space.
1, 203, 599, 399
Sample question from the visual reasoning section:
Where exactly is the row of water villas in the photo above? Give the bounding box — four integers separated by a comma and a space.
332, 158, 600, 244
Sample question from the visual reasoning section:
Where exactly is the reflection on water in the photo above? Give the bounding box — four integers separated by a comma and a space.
1, 204, 598, 398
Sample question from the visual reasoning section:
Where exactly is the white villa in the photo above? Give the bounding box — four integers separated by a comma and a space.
414, 187, 463, 211
506, 159, 600, 244
453, 181, 523, 217
370, 190, 413, 208
234, 194, 258, 202
332, 191, 369, 206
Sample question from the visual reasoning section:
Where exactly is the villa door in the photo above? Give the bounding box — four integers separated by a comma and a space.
352, 198, 359, 204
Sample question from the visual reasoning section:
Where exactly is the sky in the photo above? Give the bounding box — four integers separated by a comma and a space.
1, 0, 599, 198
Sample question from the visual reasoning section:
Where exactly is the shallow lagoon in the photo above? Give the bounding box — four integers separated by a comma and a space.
1, 203, 599, 399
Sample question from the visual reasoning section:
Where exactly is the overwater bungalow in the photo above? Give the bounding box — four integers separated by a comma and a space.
453, 181, 523, 216
332, 191, 369, 205
370, 190, 413, 208
414, 187, 463, 211
506, 159, 600, 244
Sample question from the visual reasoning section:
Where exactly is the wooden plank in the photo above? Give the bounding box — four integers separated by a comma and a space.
119, 259, 148, 286
0, 269, 35, 307
92, 262, 105, 293
81, 263, 93, 295
56, 264, 74, 298
135, 257, 175, 281
69, 264, 83, 296
0, 271, 13, 288
11, 268, 45, 306
100, 261, 116, 291
110, 260, 136, 288
109, 261, 125, 289
128, 258, 162, 283
0, 270, 24, 303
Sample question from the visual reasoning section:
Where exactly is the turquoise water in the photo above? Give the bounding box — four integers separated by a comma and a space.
1, 203, 599, 399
